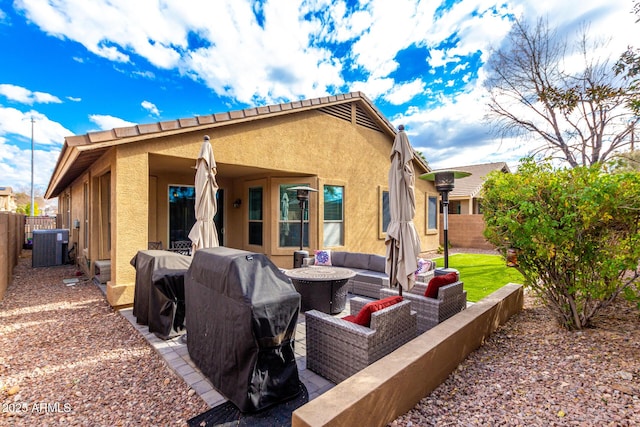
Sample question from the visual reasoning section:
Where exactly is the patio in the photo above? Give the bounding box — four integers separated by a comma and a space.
2, 251, 638, 426
119, 294, 338, 407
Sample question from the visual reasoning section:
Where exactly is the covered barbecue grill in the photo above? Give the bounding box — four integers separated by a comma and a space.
185, 247, 301, 412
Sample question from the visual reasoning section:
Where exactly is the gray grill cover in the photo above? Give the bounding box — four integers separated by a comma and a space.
185, 247, 301, 412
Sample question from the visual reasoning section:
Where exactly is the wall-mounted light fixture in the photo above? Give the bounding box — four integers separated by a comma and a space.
233, 199, 242, 208
73, 219, 80, 229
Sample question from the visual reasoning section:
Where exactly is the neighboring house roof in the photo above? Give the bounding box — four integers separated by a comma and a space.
0, 186, 14, 196
45, 91, 430, 199
431, 162, 510, 198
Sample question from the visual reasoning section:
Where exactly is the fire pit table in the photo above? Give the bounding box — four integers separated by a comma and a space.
285, 266, 355, 314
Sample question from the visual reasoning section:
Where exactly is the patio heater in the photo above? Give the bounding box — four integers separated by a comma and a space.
289, 185, 317, 268
420, 170, 471, 269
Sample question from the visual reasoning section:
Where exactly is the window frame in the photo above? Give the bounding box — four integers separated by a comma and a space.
426, 192, 439, 234
378, 186, 390, 239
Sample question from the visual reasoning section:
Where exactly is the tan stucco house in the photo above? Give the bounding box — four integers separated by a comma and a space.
0, 187, 17, 212
45, 92, 442, 307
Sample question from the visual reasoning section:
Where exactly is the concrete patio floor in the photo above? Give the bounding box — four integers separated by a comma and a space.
118, 301, 344, 409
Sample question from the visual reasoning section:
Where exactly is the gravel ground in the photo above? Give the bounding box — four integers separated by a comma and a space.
391, 286, 640, 426
0, 252, 208, 426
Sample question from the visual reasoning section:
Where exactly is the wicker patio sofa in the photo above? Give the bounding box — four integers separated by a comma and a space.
303, 250, 436, 299
380, 275, 467, 333
305, 297, 417, 384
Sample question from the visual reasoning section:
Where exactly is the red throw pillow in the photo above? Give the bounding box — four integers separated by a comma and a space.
343, 296, 403, 327
424, 272, 458, 299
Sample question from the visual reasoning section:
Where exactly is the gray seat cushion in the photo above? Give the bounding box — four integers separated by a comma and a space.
330, 251, 348, 267
368, 255, 386, 273
354, 270, 389, 286
345, 252, 371, 270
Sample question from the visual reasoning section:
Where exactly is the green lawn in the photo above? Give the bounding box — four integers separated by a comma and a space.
430, 253, 524, 302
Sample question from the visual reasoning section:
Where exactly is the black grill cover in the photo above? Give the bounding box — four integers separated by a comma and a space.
149, 267, 188, 340
131, 250, 192, 325
185, 247, 301, 413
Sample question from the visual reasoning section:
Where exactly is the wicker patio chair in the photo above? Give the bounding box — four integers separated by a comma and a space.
380, 280, 467, 333
305, 298, 417, 384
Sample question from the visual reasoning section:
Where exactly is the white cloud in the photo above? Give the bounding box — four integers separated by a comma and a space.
141, 100, 160, 116
348, 0, 428, 78
179, 0, 344, 104
15, 0, 345, 104
0, 107, 71, 146
88, 114, 136, 130
0, 84, 62, 105
350, 77, 395, 101
393, 85, 533, 170
0, 107, 72, 190
6, 0, 638, 180
383, 79, 426, 105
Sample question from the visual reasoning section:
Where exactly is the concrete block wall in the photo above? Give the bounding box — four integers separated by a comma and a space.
440, 214, 495, 250
0, 212, 24, 301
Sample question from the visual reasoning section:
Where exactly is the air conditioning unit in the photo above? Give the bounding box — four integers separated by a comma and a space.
32, 229, 69, 268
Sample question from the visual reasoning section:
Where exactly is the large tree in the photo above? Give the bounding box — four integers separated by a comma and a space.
485, 18, 637, 167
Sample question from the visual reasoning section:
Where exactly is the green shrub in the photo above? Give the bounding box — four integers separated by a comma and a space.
482, 159, 640, 330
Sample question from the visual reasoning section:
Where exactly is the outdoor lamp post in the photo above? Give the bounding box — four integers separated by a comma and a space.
289, 185, 317, 268
420, 170, 471, 269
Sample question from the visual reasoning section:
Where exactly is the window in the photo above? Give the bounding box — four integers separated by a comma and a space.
427, 195, 438, 231
323, 185, 344, 247
169, 186, 195, 243
83, 182, 89, 248
278, 184, 309, 248
382, 190, 390, 232
378, 187, 392, 239
248, 187, 263, 246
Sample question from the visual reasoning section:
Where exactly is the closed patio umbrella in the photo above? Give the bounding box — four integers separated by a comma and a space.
188, 135, 219, 253
385, 125, 421, 295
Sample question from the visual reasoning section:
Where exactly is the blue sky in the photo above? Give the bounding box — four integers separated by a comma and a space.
0, 0, 636, 197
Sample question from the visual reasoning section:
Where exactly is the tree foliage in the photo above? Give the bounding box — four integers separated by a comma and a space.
482, 158, 640, 330
16, 202, 40, 216
615, 1, 640, 114
485, 18, 638, 168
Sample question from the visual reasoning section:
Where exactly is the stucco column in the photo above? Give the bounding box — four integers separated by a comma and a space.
107, 150, 149, 307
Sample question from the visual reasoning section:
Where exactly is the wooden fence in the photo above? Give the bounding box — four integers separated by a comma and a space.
0, 212, 25, 301
24, 216, 59, 245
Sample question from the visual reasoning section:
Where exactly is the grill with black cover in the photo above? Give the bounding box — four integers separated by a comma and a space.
185, 247, 301, 413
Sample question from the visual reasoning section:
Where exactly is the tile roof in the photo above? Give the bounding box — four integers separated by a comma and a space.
46, 92, 427, 198
430, 162, 510, 198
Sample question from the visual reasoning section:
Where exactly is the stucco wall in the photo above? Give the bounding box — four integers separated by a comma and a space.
59, 104, 442, 306
109, 149, 149, 307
